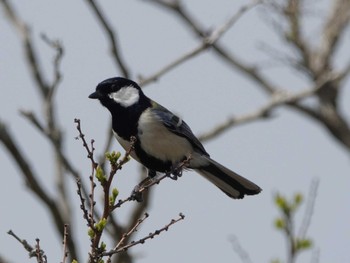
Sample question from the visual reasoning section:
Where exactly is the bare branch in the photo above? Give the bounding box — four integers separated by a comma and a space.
106, 213, 150, 263
40, 33, 64, 99
283, 0, 312, 70
317, 0, 350, 72
103, 213, 185, 256
139, 0, 261, 86
146, 0, 277, 94
77, 179, 96, 229
34, 239, 47, 263
298, 179, 319, 239
0, 255, 10, 263
0, 120, 53, 204
19, 110, 46, 135
311, 248, 320, 263
7, 231, 47, 263
0, 1, 80, 259
228, 235, 253, 263
74, 118, 98, 168
112, 156, 191, 210
199, 72, 340, 141
7, 230, 35, 255
61, 224, 69, 263
0, 0, 49, 97
84, 0, 130, 77
0, 120, 79, 259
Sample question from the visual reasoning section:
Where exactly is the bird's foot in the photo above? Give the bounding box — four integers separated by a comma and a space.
131, 172, 157, 202
148, 169, 157, 178
130, 184, 144, 202
166, 163, 184, 180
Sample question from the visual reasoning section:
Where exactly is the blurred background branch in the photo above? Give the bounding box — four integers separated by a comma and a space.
0, 0, 349, 262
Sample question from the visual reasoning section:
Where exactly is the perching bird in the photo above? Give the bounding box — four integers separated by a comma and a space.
89, 77, 261, 199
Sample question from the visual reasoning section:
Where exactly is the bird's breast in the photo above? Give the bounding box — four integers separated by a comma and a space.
137, 109, 193, 163
113, 131, 140, 161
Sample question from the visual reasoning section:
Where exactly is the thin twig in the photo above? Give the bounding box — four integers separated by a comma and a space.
0, 120, 54, 209
298, 179, 319, 239
112, 156, 191, 210
147, 0, 276, 94
40, 33, 64, 98
35, 239, 47, 263
103, 213, 185, 256
74, 118, 98, 168
76, 179, 95, 229
317, 0, 350, 71
7, 230, 34, 254
84, 0, 130, 77
199, 72, 341, 142
228, 235, 253, 263
7, 231, 48, 263
0, 0, 49, 96
61, 224, 69, 263
139, 0, 260, 86
106, 213, 149, 263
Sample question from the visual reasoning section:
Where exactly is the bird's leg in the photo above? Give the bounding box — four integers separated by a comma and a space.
166, 162, 184, 180
167, 156, 192, 180
131, 169, 157, 202
148, 169, 157, 178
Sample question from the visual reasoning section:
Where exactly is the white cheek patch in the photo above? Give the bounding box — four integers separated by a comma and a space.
109, 85, 140, 107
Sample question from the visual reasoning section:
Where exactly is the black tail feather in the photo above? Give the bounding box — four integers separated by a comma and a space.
196, 157, 261, 199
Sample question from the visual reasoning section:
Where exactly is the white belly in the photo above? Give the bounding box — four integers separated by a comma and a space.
137, 109, 193, 163
113, 131, 140, 161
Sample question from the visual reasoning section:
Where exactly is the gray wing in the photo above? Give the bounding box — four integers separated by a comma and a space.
151, 102, 209, 156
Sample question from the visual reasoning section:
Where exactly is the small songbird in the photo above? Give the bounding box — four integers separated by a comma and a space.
89, 77, 261, 199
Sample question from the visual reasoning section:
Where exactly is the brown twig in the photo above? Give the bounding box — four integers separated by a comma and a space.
199, 72, 341, 141
0, 1, 80, 259
77, 179, 95, 229
40, 33, 63, 97
112, 155, 191, 210
103, 213, 185, 256
7, 230, 35, 255
74, 118, 98, 168
7, 230, 48, 263
74, 121, 137, 262
283, 0, 311, 70
84, 0, 130, 77
61, 224, 69, 263
317, 0, 350, 73
147, 0, 276, 94
35, 239, 47, 263
139, 0, 261, 86
74, 123, 184, 262
106, 213, 149, 263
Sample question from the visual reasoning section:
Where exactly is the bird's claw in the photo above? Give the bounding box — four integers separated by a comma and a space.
130, 184, 143, 202
131, 173, 157, 202
166, 164, 183, 180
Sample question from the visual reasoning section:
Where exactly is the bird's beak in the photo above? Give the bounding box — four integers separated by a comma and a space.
89, 91, 100, 99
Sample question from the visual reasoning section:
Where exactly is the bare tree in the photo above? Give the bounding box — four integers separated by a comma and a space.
0, 0, 349, 262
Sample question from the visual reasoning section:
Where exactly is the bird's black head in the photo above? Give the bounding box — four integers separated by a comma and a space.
89, 77, 144, 108
89, 77, 151, 140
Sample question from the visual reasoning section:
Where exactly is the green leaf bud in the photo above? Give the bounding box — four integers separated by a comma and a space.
274, 218, 285, 229
95, 166, 107, 183
95, 218, 107, 232
87, 228, 95, 238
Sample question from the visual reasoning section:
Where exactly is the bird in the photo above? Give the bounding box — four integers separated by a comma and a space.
89, 77, 261, 199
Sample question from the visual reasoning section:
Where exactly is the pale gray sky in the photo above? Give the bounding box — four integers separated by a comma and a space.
1, 1, 349, 263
